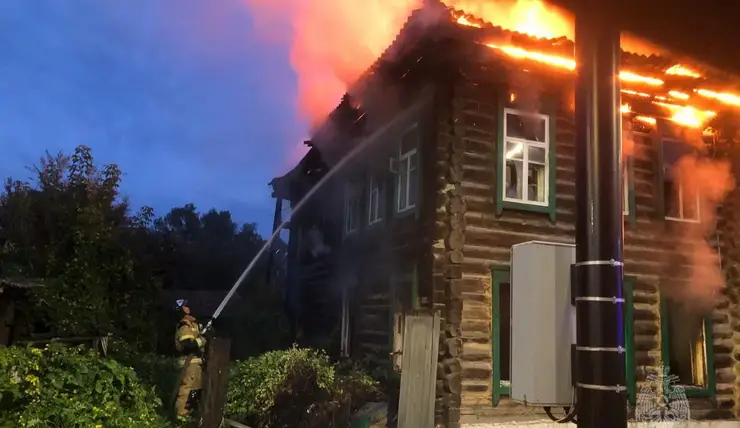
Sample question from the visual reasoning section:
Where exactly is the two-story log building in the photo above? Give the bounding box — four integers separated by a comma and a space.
270, 1, 740, 426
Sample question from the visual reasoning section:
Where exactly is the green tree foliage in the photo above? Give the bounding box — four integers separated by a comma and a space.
0, 344, 173, 428
226, 347, 379, 428
0, 144, 290, 355
0, 146, 161, 349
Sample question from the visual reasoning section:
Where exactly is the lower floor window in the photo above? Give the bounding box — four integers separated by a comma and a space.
662, 297, 711, 389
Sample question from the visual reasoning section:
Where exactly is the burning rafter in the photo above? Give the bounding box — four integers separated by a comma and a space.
450, 8, 740, 131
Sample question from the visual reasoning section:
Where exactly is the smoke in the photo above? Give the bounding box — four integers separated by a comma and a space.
242, 0, 423, 129
661, 130, 735, 314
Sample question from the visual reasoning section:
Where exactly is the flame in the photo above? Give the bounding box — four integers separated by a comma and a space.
621, 104, 631, 114
696, 89, 740, 106
446, 0, 572, 39
485, 43, 575, 70
455, 14, 481, 27
619, 71, 664, 86
654, 101, 716, 128
635, 116, 657, 126
669, 90, 690, 100
622, 89, 651, 98
666, 64, 701, 78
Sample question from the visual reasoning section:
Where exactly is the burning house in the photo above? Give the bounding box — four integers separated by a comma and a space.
270, 0, 740, 425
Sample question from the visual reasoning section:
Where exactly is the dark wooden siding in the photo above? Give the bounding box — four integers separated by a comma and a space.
431, 64, 738, 422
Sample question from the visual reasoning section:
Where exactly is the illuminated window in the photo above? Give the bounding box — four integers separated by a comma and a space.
662, 139, 700, 222
502, 109, 550, 206
661, 296, 714, 391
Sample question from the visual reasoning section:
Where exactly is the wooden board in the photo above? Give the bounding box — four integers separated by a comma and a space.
198, 336, 232, 428
397, 311, 441, 428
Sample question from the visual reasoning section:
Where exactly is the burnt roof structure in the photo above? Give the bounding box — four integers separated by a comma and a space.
271, 0, 740, 198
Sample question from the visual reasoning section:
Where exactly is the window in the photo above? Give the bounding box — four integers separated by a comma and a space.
343, 184, 360, 235
662, 139, 700, 222
502, 109, 550, 206
660, 294, 715, 396
340, 286, 351, 358
491, 267, 638, 406
623, 164, 630, 215
491, 267, 511, 405
394, 127, 419, 213
368, 176, 382, 225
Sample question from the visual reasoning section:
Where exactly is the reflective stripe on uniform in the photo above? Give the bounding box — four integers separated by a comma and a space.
178, 334, 196, 341
177, 357, 203, 367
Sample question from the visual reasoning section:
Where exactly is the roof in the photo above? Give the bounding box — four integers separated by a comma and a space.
271, 0, 740, 190
158, 289, 245, 319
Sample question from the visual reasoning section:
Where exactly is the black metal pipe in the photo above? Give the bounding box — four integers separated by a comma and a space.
573, 3, 627, 428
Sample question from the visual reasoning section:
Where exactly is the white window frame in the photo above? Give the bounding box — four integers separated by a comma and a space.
501, 108, 550, 207
343, 184, 360, 235
394, 125, 418, 213
662, 138, 701, 224
368, 176, 382, 225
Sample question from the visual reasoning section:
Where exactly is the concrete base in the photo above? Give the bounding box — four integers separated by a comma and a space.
463, 421, 738, 428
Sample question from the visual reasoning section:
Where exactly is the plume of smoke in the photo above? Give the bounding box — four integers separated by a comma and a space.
242, 0, 423, 130
661, 131, 735, 314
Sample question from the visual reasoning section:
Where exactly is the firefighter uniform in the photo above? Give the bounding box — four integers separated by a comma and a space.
174, 308, 207, 419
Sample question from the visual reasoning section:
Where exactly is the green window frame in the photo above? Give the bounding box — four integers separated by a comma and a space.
658, 291, 716, 398
491, 266, 511, 405
653, 123, 702, 223
495, 93, 557, 222
490, 267, 638, 406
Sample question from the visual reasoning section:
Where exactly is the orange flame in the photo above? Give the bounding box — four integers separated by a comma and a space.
446, 0, 572, 39
654, 101, 716, 128
455, 14, 481, 27
665, 64, 701, 78
696, 89, 740, 106
635, 116, 657, 126
668, 90, 690, 100
621, 104, 631, 114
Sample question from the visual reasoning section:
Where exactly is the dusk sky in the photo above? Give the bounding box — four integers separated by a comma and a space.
0, 0, 307, 237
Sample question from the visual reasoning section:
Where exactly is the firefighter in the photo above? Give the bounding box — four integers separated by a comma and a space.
174, 299, 207, 420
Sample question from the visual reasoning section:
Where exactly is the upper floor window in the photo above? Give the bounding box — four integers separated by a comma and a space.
502, 109, 550, 206
344, 184, 360, 235
394, 126, 419, 213
662, 139, 699, 222
368, 176, 382, 225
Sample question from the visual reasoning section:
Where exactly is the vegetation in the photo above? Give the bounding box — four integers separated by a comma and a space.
225, 347, 379, 428
0, 146, 378, 427
0, 145, 288, 353
0, 344, 173, 428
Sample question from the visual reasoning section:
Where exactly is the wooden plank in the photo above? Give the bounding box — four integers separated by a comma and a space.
199, 337, 232, 428
397, 312, 440, 428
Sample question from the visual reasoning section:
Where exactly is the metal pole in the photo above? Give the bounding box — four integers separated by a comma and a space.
573, 3, 628, 428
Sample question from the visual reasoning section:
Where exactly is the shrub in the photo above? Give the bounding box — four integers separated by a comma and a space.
0, 344, 174, 428
225, 346, 379, 428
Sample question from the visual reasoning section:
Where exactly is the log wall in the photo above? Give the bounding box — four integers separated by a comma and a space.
429, 65, 740, 424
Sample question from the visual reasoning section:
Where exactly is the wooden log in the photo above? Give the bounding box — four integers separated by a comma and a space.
198, 336, 232, 428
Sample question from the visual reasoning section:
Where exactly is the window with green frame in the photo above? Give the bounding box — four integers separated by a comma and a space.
659, 291, 716, 397
653, 122, 702, 223
491, 267, 638, 405
496, 94, 557, 222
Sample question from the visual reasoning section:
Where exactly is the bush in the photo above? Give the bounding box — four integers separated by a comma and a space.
108, 339, 178, 407
0, 344, 173, 428
226, 347, 379, 428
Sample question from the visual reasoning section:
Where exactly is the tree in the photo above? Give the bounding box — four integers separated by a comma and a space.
0, 145, 160, 349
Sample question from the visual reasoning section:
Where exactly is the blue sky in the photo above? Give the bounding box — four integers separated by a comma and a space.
0, 0, 306, 237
